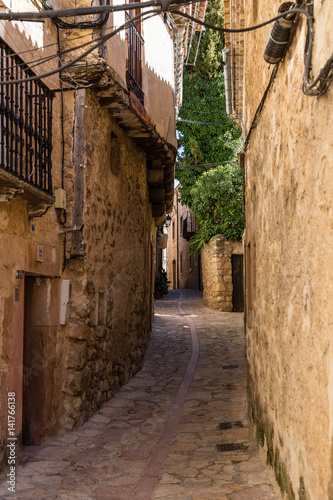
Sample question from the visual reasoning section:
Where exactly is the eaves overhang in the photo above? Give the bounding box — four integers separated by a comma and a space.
62, 60, 176, 219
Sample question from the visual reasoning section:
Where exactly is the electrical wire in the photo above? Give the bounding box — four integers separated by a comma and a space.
175, 5, 332, 97
0, 2, 191, 85
243, 64, 280, 153
0, 1, 190, 72
179, 107, 225, 116
1, 27, 116, 73
176, 161, 238, 169
172, 7, 313, 34
177, 117, 235, 124
0, 0, 194, 21
303, 53, 333, 96
0, 9, 158, 85
40, 0, 110, 30
1, 1, 331, 96
0, 24, 118, 61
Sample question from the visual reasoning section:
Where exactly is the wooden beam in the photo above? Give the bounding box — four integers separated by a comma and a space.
71, 89, 86, 257
147, 169, 164, 185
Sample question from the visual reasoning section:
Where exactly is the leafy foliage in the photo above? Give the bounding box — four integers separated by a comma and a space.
175, 0, 243, 250
188, 165, 244, 253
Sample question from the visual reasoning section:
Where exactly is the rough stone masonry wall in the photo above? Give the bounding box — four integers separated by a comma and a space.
244, 0, 333, 498
60, 90, 155, 431
0, 14, 64, 467
201, 235, 242, 311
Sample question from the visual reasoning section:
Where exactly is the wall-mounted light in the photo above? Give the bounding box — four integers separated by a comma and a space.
264, 2, 297, 64
165, 215, 172, 228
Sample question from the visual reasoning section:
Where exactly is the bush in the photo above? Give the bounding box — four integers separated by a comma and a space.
189, 164, 244, 253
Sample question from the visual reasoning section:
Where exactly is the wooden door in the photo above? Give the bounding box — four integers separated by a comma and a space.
232, 254, 244, 312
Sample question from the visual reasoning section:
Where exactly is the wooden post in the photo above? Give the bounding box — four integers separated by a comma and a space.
71, 89, 85, 257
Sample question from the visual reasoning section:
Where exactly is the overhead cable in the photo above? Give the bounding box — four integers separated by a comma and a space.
176, 161, 238, 169
243, 65, 280, 153
174, 6, 332, 97
40, 0, 110, 29
171, 7, 313, 34
177, 117, 235, 125
1, 25, 117, 73
1, 2, 330, 97
0, 9, 157, 85
0, 0, 191, 21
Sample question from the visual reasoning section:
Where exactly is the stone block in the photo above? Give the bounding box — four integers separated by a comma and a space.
67, 322, 90, 340
64, 370, 83, 395
95, 326, 108, 339
64, 366, 92, 395
87, 346, 97, 360
67, 340, 87, 370
63, 394, 84, 416
60, 416, 75, 432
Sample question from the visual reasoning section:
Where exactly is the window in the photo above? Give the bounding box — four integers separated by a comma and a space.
189, 254, 192, 270
0, 40, 53, 194
180, 254, 183, 274
125, 1, 144, 104
172, 221, 175, 240
180, 216, 183, 237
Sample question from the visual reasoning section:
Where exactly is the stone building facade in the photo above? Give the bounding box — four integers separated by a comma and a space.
167, 186, 202, 290
226, 0, 333, 497
201, 234, 243, 312
0, 0, 186, 470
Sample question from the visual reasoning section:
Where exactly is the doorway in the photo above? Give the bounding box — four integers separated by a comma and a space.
23, 276, 57, 445
231, 254, 244, 312
172, 260, 176, 289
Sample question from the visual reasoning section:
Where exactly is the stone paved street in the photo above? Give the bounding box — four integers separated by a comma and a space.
0, 291, 278, 500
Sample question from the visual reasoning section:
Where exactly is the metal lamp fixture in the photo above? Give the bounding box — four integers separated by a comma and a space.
165, 214, 172, 228
264, 2, 297, 64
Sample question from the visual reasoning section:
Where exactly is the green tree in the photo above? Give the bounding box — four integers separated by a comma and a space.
175, 0, 243, 248
188, 165, 244, 253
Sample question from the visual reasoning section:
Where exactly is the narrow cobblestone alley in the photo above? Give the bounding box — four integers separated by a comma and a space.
0, 291, 278, 500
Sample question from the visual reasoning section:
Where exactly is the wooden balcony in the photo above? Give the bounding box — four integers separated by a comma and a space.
126, 12, 144, 105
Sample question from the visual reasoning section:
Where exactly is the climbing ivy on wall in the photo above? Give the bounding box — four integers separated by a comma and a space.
175, 0, 243, 251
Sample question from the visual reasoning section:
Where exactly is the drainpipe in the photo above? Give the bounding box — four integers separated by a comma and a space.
222, 49, 232, 115
176, 194, 179, 289
230, 0, 234, 114
168, 13, 180, 117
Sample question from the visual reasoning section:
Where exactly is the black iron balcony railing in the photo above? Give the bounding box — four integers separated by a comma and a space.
183, 214, 198, 241
125, 12, 144, 105
0, 40, 53, 195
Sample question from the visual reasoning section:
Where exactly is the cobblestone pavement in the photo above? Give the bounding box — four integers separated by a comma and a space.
0, 290, 278, 500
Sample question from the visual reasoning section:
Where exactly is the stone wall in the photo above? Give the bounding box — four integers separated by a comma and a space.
242, 0, 333, 497
0, 0, 176, 472
201, 234, 243, 311
0, 12, 64, 464
0, 85, 157, 465
60, 90, 156, 430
